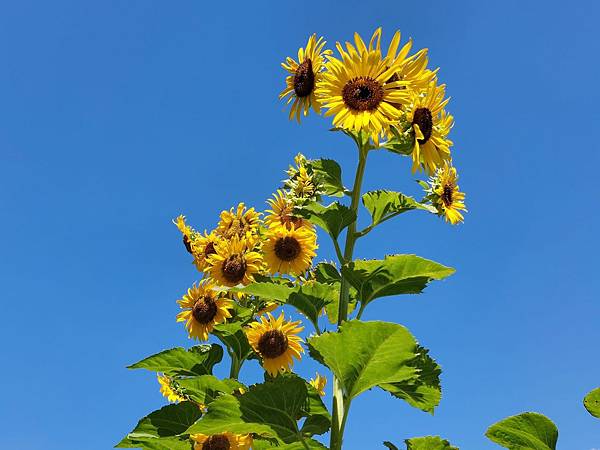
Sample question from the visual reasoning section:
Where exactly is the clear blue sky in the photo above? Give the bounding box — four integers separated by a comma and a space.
1, 1, 599, 449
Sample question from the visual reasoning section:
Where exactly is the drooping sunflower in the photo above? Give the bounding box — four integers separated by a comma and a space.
280, 34, 332, 122
265, 190, 311, 230
206, 236, 263, 287
176, 280, 234, 340
192, 230, 221, 272
157, 374, 187, 403
216, 203, 261, 242
316, 28, 413, 143
263, 225, 317, 276
406, 81, 453, 174
427, 162, 466, 225
309, 372, 327, 397
191, 432, 253, 450
246, 312, 304, 377
173, 215, 199, 254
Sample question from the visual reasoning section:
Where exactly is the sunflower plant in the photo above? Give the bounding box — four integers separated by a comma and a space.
118, 28, 578, 450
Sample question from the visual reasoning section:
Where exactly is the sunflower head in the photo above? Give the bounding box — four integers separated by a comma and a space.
246, 312, 304, 377
425, 162, 466, 225
207, 236, 263, 287
157, 374, 187, 403
263, 225, 317, 276
265, 190, 310, 230
173, 215, 199, 254
280, 34, 332, 122
191, 432, 252, 450
176, 279, 234, 340
192, 230, 221, 272
309, 372, 327, 397
216, 203, 261, 243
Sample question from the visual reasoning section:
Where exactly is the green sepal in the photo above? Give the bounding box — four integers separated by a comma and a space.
127, 345, 223, 377
485, 412, 558, 449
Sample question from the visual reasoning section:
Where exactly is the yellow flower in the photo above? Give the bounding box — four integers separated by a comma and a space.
309, 372, 327, 397
206, 236, 263, 287
173, 215, 198, 254
316, 28, 413, 144
246, 312, 304, 377
428, 162, 466, 225
216, 203, 261, 242
157, 374, 187, 403
265, 190, 311, 230
191, 432, 252, 450
176, 279, 233, 340
193, 230, 221, 272
280, 34, 332, 122
406, 81, 453, 174
263, 225, 317, 276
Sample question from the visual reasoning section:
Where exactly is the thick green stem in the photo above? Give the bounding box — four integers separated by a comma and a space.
330, 142, 369, 450
229, 354, 242, 379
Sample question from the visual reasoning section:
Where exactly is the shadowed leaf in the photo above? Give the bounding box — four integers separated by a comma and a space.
127, 345, 223, 377
485, 412, 558, 449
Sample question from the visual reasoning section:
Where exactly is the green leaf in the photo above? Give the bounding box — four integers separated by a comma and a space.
187, 375, 327, 443
307, 320, 422, 399
176, 375, 244, 406
117, 402, 201, 444
584, 387, 600, 418
213, 322, 255, 363
312, 262, 342, 284
379, 346, 442, 414
301, 384, 331, 437
127, 345, 223, 377
309, 158, 346, 197
311, 262, 358, 325
362, 190, 436, 228
116, 436, 191, 450
382, 123, 415, 155
298, 201, 356, 240
404, 436, 458, 450
342, 255, 455, 307
253, 438, 328, 449
384, 442, 400, 450
485, 412, 558, 450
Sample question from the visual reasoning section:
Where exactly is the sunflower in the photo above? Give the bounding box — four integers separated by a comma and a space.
280, 34, 332, 122
193, 230, 221, 272
173, 215, 199, 254
216, 203, 261, 242
406, 81, 453, 174
206, 236, 263, 287
265, 190, 311, 230
191, 432, 252, 450
427, 162, 466, 225
246, 312, 304, 376
263, 225, 317, 276
157, 374, 187, 403
309, 372, 327, 397
316, 28, 413, 144
176, 280, 234, 340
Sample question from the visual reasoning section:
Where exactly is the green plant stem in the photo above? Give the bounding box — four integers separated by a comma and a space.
229, 354, 241, 379
330, 141, 369, 450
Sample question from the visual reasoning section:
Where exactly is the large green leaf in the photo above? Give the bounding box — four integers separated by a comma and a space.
298, 201, 356, 240
187, 375, 327, 443
307, 320, 421, 399
116, 436, 191, 450
584, 387, 600, 418
309, 158, 346, 197
213, 322, 255, 363
379, 346, 442, 414
362, 190, 436, 229
301, 384, 331, 437
117, 402, 202, 445
176, 375, 244, 406
342, 255, 455, 307
312, 262, 357, 324
485, 412, 558, 449
127, 345, 223, 377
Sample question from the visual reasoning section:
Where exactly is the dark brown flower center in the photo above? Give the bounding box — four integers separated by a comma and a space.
342, 77, 384, 111
202, 434, 230, 450
183, 235, 193, 254
441, 184, 454, 207
293, 58, 315, 98
221, 254, 247, 284
204, 242, 216, 258
257, 330, 289, 359
413, 107, 433, 144
274, 236, 302, 262
192, 296, 218, 324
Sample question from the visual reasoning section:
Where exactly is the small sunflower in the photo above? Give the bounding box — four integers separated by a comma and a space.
191, 432, 252, 450
176, 280, 233, 340
173, 215, 199, 254
246, 312, 304, 377
263, 225, 317, 276
427, 162, 466, 225
193, 230, 221, 272
406, 82, 453, 174
280, 34, 332, 122
309, 372, 327, 397
207, 236, 263, 287
317, 28, 412, 144
216, 203, 261, 242
265, 190, 311, 230
157, 374, 187, 403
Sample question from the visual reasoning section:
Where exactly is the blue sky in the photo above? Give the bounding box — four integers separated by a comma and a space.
1, 1, 599, 449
